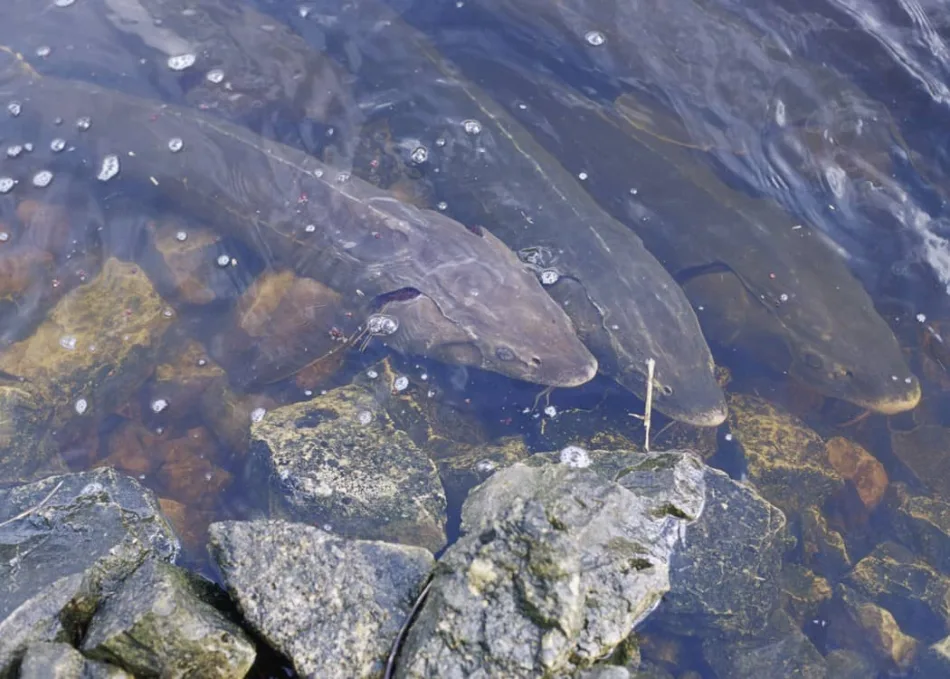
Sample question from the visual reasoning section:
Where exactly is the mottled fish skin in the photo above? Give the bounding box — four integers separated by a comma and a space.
422, 48, 920, 415
270, 0, 727, 426
0, 55, 597, 388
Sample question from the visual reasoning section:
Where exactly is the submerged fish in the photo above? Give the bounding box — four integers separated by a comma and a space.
424, 49, 921, 414
269, 0, 727, 426
0, 53, 597, 388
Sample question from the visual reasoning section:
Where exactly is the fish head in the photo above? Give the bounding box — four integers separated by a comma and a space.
378, 223, 598, 387
683, 264, 920, 415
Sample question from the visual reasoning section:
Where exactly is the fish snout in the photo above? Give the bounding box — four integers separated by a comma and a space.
526, 341, 599, 388
860, 372, 922, 415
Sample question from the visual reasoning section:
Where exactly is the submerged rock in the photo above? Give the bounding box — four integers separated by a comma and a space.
885, 482, 950, 573
81, 559, 255, 678
251, 382, 447, 552
0, 258, 173, 482
396, 456, 704, 677
0, 468, 179, 676
656, 466, 792, 638
208, 520, 433, 679
828, 585, 919, 671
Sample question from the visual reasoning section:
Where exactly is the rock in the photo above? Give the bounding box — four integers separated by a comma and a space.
0, 258, 173, 482
801, 507, 852, 580
251, 383, 447, 552
914, 635, 950, 677
656, 466, 791, 637
148, 339, 226, 422
573, 667, 631, 679
0, 468, 179, 677
845, 542, 950, 641
824, 649, 876, 679
396, 458, 704, 677
780, 565, 832, 628
885, 482, 950, 573
829, 585, 919, 671
81, 559, 255, 678
18, 642, 132, 679
701, 611, 827, 679
890, 425, 950, 502
208, 520, 433, 679
727, 393, 844, 518
824, 436, 888, 511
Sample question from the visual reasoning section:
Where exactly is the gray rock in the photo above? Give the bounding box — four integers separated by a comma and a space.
701, 611, 827, 679
18, 643, 84, 679
396, 457, 704, 678
574, 667, 631, 679
824, 649, 876, 679
251, 383, 447, 552
81, 559, 255, 679
914, 635, 950, 677
0, 469, 179, 677
656, 466, 792, 637
208, 520, 434, 679
17, 643, 133, 679
886, 482, 950, 574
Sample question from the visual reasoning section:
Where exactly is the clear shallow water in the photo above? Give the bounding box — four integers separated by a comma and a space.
1, 0, 950, 676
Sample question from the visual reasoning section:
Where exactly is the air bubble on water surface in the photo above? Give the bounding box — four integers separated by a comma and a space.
367, 314, 398, 336
76, 117, 91, 131
0, 232, 9, 243
775, 99, 786, 127
162, 307, 174, 318
23, 143, 32, 152
462, 119, 481, 135
74, 398, 88, 415
544, 405, 557, 418
205, 69, 225, 84
410, 146, 428, 164
475, 459, 496, 473
779, 293, 789, 303
59, 335, 77, 351
6, 145, 23, 158
366, 370, 378, 379
435, 137, 446, 148
393, 375, 409, 392
151, 398, 169, 413
32, 170, 53, 188
304, 224, 316, 233
540, 269, 559, 286
559, 445, 590, 468
97, 154, 120, 182
314, 169, 324, 179
298, 6, 312, 19
36, 46, 51, 58
54, 0, 76, 6
335, 171, 350, 183
175, 230, 187, 242
436, 201, 448, 211
578, 171, 588, 181
197, 358, 207, 367
358, 410, 373, 425
168, 54, 196, 71
917, 313, 927, 323
584, 30, 606, 46
216, 254, 231, 267
250, 407, 267, 423
168, 137, 184, 153
0, 178, 15, 194
6, 102, 20, 117
50, 138, 66, 152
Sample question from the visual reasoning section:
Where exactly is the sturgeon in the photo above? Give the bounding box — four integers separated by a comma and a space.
0, 51, 597, 388
265, 0, 728, 426
419, 47, 921, 414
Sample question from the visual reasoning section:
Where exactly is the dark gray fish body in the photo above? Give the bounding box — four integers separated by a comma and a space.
424, 49, 921, 414
0, 57, 597, 388
270, 0, 727, 426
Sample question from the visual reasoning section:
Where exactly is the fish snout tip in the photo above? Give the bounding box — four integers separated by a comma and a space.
865, 375, 922, 415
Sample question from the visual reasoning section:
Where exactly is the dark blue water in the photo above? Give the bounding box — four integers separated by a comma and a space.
2, 0, 950, 676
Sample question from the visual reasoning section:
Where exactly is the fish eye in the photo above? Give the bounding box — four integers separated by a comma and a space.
659, 384, 673, 396
495, 346, 515, 362
803, 352, 824, 370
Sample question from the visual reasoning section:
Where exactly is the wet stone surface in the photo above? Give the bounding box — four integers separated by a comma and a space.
18, 642, 133, 679
250, 382, 447, 552
209, 519, 434, 679
0, 468, 180, 676
81, 559, 256, 678
396, 455, 704, 677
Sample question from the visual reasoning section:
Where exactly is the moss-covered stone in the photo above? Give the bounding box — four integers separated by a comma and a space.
251, 382, 447, 552
81, 559, 255, 678
885, 482, 950, 574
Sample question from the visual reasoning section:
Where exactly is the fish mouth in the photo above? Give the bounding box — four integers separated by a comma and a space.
849, 379, 922, 415
538, 353, 599, 388
670, 402, 729, 428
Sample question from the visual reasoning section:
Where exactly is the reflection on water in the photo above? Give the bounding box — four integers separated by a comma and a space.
1, 0, 950, 675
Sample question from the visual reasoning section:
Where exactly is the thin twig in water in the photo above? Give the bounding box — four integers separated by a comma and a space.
385, 577, 433, 679
0, 480, 63, 529
643, 358, 656, 452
